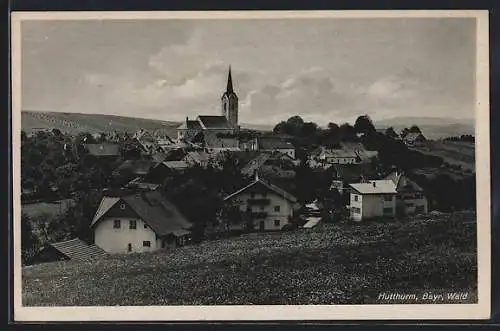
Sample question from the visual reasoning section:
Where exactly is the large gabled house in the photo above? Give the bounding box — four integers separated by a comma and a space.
91, 191, 193, 254
384, 171, 428, 215
221, 173, 300, 231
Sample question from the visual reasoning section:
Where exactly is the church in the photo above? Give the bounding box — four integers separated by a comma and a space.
176, 66, 239, 142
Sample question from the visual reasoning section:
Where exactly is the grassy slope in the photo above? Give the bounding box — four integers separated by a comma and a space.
21, 111, 273, 137
413, 140, 475, 172
23, 212, 477, 306
22, 111, 181, 137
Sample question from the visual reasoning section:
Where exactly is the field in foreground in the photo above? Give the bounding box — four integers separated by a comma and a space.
22, 212, 477, 306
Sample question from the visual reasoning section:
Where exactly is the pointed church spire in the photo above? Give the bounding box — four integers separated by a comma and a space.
226, 65, 233, 94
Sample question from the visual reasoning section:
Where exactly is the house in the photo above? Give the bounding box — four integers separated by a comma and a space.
257, 137, 296, 159
203, 132, 240, 153
348, 180, 397, 221
403, 132, 427, 147
222, 173, 300, 231
91, 191, 193, 254
30, 238, 107, 265
145, 160, 189, 184
384, 171, 428, 215
177, 66, 239, 140
317, 147, 360, 165
84, 143, 120, 158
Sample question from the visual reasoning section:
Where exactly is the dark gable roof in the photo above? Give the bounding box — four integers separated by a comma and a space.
258, 137, 295, 150
177, 120, 202, 131
91, 191, 192, 236
85, 144, 120, 157
384, 172, 424, 193
197, 115, 232, 129
49, 238, 107, 261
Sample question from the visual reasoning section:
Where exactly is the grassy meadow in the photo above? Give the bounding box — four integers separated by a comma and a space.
22, 212, 477, 306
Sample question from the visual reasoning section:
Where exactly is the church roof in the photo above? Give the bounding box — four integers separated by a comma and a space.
197, 115, 232, 129
177, 119, 202, 131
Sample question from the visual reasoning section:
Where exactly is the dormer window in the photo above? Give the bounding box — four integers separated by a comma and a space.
120, 203, 126, 210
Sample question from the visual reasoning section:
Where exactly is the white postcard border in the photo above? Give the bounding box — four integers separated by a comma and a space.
11, 10, 491, 321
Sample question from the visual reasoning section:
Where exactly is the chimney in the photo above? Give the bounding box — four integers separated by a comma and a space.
186, 116, 189, 123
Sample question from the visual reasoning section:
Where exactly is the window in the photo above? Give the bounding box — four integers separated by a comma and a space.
127, 243, 132, 252
415, 205, 425, 213
260, 206, 265, 211
384, 195, 393, 202
250, 193, 255, 198
383, 207, 393, 215
120, 203, 126, 210
274, 219, 280, 226
129, 220, 137, 229
143, 241, 151, 247
354, 195, 359, 202
113, 220, 121, 229
274, 206, 280, 212
351, 207, 361, 214
144, 224, 148, 229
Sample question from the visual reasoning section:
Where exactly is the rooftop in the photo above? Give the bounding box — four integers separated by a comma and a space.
91, 191, 192, 236
197, 115, 233, 129
349, 180, 397, 195
47, 238, 107, 261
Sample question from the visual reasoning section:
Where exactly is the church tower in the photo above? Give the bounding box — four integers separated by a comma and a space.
221, 66, 238, 128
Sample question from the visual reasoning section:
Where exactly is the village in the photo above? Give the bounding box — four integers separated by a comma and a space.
19, 67, 476, 266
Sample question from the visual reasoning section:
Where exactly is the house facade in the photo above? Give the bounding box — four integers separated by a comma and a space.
258, 137, 296, 159
385, 171, 428, 215
91, 191, 192, 254
348, 180, 397, 221
222, 174, 300, 231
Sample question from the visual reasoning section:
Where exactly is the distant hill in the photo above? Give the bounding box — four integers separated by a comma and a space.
21, 111, 274, 137
22, 111, 182, 138
374, 116, 475, 140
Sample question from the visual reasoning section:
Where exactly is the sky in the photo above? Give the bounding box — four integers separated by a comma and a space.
21, 17, 476, 126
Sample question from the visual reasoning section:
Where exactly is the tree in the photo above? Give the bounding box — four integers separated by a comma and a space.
400, 127, 410, 139
21, 213, 40, 265
354, 115, 375, 135
339, 123, 357, 142
409, 125, 421, 133
385, 127, 398, 139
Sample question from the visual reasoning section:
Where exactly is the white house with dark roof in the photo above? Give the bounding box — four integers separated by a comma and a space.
91, 191, 192, 254
384, 171, 428, 215
222, 173, 300, 231
348, 180, 397, 221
